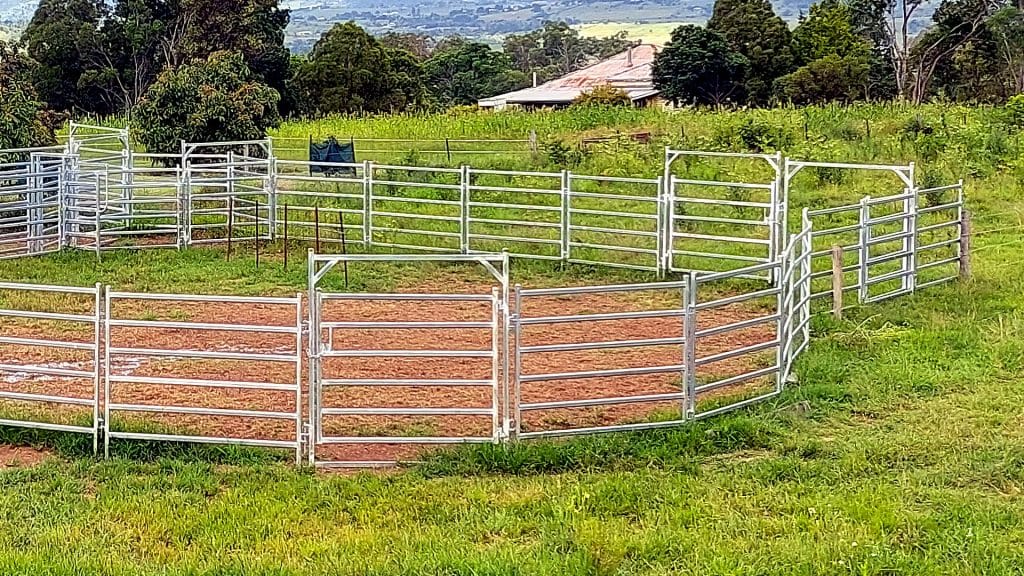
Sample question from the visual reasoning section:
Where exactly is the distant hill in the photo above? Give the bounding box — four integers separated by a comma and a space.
2, 0, 936, 53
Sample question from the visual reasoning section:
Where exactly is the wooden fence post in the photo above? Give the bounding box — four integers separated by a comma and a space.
960, 209, 972, 280
283, 204, 289, 270
831, 244, 844, 319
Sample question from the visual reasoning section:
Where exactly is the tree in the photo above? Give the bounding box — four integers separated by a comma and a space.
849, 0, 999, 101
21, 0, 291, 115
20, 0, 108, 113
502, 22, 632, 83
792, 0, 872, 63
572, 84, 633, 106
0, 42, 58, 156
707, 0, 794, 104
84, 0, 175, 112
379, 32, 435, 60
989, 4, 1024, 93
423, 38, 525, 106
174, 0, 290, 96
133, 50, 281, 154
905, 0, 1002, 103
775, 54, 871, 103
778, 0, 872, 104
294, 22, 428, 115
652, 25, 748, 106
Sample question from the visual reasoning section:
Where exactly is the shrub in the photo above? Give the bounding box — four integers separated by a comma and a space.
1008, 94, 1024, 128
572, 84, 632, 107
737, 118, 792, 152
542, 137, 585, 168
134, 51, 281, 155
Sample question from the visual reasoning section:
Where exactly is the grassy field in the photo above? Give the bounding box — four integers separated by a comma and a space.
573, 22, 695, 45
2, 104, 1024, 573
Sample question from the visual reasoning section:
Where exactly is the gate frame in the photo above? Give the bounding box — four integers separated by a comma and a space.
662, 148, 785, 279
785, 160, 916, 303
307, 250, 511, 467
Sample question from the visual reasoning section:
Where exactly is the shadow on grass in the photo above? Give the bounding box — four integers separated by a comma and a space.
0, 417, 287, 467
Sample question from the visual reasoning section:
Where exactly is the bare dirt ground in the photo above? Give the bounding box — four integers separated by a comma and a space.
0, 445, 51, 468
0, 274, 777, 465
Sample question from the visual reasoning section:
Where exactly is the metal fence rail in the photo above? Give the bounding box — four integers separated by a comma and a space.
513, 280, 689, 438
0, 155, 64, 259
0, 282, 102, 452
104, 291, 304, 463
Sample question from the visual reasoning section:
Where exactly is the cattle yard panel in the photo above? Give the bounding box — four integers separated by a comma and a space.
103, 291, 304, 463
567, 174, 663, 271
513, 280, 690, 439
465, 168, 564, 260
688, 261, 787, 419
0, 282, 102, 452
307, 252, 511, 468
0, 154, 65, 259
667, 177, 779, 277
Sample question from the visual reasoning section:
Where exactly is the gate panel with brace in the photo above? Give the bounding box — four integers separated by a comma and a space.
662, 149, 784, 278
787, 160, 915, 305
182, 140, 273, 246
307, 252, 510, 468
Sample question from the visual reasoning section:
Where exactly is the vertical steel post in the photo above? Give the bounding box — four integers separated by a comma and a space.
94, 283, 103, 456
858, 196, 870, 303
511, 283, 522, 441
306, 249, 319, 465
102, 285, 111, 458
363, 160, 373, 248
490, 287, 500, 442
268, 154, 278, 241
655, 175, 666, 277
683, 272, 698, 419
560, 170, 571, 262
294, 293, 303, 466
461, 165, 470, 254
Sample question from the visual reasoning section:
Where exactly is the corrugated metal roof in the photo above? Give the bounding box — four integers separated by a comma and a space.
480, 44, 661, 107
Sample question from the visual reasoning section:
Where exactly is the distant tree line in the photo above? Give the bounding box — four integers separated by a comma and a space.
653, 0, 1024, 106
1, 0, 1022, 154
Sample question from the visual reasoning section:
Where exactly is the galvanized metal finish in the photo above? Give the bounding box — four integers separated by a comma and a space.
0, 135, 971, 467
0, 282, 103, 452
307, 252, 510, 467
103, 291, 304, 463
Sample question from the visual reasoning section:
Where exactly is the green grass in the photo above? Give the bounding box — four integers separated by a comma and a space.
1, 104, 1021, 573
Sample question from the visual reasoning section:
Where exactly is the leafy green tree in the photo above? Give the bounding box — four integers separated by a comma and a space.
652, 24, 748, 106
907, 0, 1003, 103
294, 22, 428, 114
793, 0, 872, 63
20, 0, 108, 113
778, 0, 872, 104
989, 5, 1024, 93
502, 21, 632, 83
572, 84, 633, 107
707, 0, 794, 104
0, 42, 58, 155
775, 54, 870, 103
423, 38, 525, 106
133, 50, 280, 154
83, 0, 175, 112
175, 0, 290, 96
